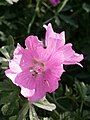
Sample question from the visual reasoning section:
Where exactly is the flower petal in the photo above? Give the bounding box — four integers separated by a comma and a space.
44, 23, 65, 49
13, 44, 33, 70
44, 70, 59, 93
9, 60, 22, 73
62, 43, 84, 65
28, 75, 46, 102
25, 35, 42, 50
15, 70, 36, 89
5, 69, 18, 85
21, 86, 35, 98
49, 0, 60, 6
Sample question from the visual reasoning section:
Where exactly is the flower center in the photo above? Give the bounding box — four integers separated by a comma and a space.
30, 59, 45, 77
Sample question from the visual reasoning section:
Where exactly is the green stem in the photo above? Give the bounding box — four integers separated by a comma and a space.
80, 100, 83, 115
56, 0, 69, 14
17, 101, 29, 120
27, 0, 41, 34
44, 0, 69, 24
27, 13, 36, 34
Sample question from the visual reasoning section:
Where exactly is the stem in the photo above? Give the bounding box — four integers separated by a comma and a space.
43, 0, 69, 24
56, 0, 69, 14
17, 101, 29, 120
27, 13, 36, 34
27, 0, 41, 34
80, 100, 83, 115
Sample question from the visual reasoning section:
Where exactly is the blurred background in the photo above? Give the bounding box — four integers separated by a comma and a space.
0, 0, 90, 120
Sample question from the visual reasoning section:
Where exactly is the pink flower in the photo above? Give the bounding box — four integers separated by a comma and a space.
49, 0, 60, 6
5, 23, 83, 102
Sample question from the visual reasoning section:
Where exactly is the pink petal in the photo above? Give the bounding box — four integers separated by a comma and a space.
50, 64, 64, 78
43, 70, 60, 93
9, 60, 22, 73
5, 69, 18, 85
61, 43, 84, 65
13, 43, 24, 64
15, 70, 36, 90
44, 23, 65, 49
21, 86, 35, 98
19, 49, 33, 70
49, 0, 60, 6
28, 75, 46, 102
25, 35, 42, 50
46, 51, 64, 67
36, 41, 54, 61
13, 44, 33, 70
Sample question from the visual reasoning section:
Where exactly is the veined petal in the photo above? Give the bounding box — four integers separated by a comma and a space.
43, 69, 61, 93
28, 75, 46, 102
50, 64, 64, 78
13, 44, 33, 70
46, 51, 64, 67
15, 70, 36, 90
25, 35, 42, 50
44, 23, 65, 50
62, 43, 84, 65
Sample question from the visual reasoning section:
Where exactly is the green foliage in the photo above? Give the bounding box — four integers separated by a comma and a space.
0, 0, 90, 120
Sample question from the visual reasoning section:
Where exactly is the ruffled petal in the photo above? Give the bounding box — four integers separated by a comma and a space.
44, 23, 65, 50
13, 44, 33, 70
13, 43, 24, 64
25, 35, 42, 50
61, 43, 84, 65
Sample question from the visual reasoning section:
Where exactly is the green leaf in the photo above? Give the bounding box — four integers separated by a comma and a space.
33, 97, 56, 111
29, 104, 39, 120
0, 80, 18, 92
59, 15, 78, 28
5, 0, 19, 4
17, 102, 29, 120
0, 57, 8, 63
1, 103, 14, 116
1, 103, 10, 115
42, 118, 51, 120
55, 16, 60, 26
75, 81, 87, 100
82, 3, 90, 13
0, 91, 19, 106
83, 110, 90, 119
85, 95, 90, 102
9, 115, 17, 120
0, 0, 8, 6
7, 35, 14, 46
1, 61, 8, 69
0, 46, 10, 59
0, 31, 6, 41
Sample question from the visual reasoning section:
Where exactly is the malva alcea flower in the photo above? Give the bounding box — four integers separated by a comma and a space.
49, 0, 60, 6
5, 23, 83, 102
